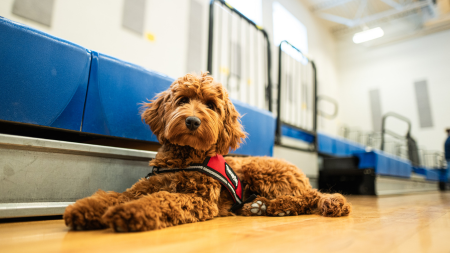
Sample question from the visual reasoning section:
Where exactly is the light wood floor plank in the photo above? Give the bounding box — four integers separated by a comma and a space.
1, 192, 449, 253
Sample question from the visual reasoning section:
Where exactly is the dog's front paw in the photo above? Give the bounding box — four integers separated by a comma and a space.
102, 203, 160, 232
265, 196, 298, 217
240, 199, 267, 216
318, 194, 351, 217
268, 207, 293, 217
64, 199, 109, 230
274, 210, 291, 216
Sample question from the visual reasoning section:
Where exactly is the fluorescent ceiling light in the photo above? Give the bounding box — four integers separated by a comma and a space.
352, 27, 384, 44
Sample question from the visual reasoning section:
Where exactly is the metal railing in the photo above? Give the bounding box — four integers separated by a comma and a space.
339, 124, 446, 168
421, 150, 446, 168
207, 0, 272, 112
381, 112, 412, 151
380, 112, 419, 165
275, 40, 317, 151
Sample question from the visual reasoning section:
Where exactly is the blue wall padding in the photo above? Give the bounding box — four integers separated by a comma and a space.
281, 125, 315, 143
318, 133, 366, 156
353, 151, 411, 178
413, 167, 439, 181
0, 17, 91, 130
82, 52, 174, 142
230, 100, 276, 157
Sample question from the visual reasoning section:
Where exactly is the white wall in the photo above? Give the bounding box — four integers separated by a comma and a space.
337, 29, 450, 152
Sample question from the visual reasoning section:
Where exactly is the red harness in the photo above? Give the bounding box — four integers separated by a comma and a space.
146, 155, 256, 212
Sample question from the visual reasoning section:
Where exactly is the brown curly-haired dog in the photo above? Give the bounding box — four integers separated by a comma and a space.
64, 73, 351, 232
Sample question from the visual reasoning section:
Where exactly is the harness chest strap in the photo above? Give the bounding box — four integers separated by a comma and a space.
145, 155, 256, 213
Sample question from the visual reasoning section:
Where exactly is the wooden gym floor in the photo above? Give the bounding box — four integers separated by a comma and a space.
1, 192, 449, 253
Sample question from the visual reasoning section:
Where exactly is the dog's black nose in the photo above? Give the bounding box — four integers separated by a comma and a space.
185, 116, 201, 131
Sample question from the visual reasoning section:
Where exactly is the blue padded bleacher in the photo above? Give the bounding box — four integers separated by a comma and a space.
231, 100, 276, 156
281, 125, 315, 144
81, 52, 173, 142
318, 133, 366, 156
353, 151, 411, 178
0, 17, 91, 131
318, 132, 411, 178
413, 167, 440, 181
317, 132, 448, 179
0, 17, 276, 157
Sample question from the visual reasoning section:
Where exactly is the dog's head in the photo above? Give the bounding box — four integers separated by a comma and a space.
142, 73, 246, 155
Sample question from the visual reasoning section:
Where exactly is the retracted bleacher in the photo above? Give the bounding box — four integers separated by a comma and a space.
317, 113, 441, 195
269, 39, 441, 194
0, 16, 275, 218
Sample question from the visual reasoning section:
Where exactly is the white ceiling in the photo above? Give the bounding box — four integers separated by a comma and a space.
299, 0, 450, 46
303, 0, 439, 33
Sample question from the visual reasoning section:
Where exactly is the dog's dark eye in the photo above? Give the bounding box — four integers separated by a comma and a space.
206, 102, 215, 110
178, 97, 190, 105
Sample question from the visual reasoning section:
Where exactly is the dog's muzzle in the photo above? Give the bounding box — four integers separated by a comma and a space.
185, 116, 201, 131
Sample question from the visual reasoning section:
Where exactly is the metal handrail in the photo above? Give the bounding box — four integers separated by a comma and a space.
380, 112, 412, 151
207, 0, 272, 112
275, 40, 317, 151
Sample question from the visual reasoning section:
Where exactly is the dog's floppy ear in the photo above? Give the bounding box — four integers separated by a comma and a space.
141, 91, 170, 143
216, 95, 247, 155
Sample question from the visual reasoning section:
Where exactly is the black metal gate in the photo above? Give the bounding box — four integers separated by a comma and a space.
207, 0, 272, 112
275, 40, 317, 151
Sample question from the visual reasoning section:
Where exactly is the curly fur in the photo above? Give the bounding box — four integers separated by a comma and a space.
64, 72, 351, 232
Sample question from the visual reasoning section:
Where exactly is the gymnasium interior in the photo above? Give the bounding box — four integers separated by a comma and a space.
1, 0, 450, 252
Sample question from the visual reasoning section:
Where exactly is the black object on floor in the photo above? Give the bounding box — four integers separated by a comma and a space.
0, 215, 63, 224
319, 156, 376, 195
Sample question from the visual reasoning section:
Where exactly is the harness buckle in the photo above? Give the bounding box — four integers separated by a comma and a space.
145, 166, 158, 179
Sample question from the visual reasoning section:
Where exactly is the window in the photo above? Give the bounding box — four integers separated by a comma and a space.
225, 0, 263, 25
273, 2, 308, 61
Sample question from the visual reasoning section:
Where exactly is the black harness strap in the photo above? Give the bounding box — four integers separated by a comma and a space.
145, 156, 256, 213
